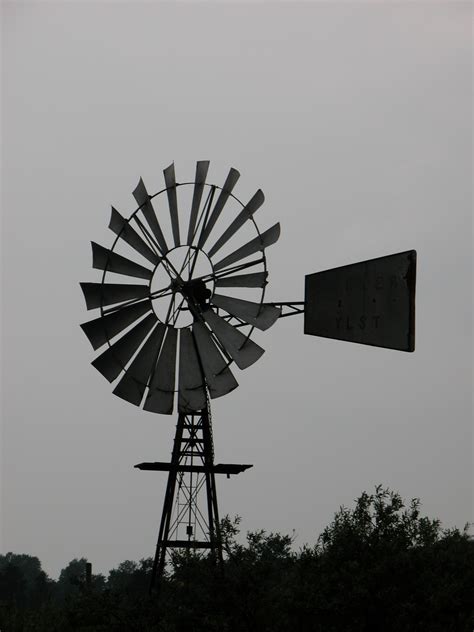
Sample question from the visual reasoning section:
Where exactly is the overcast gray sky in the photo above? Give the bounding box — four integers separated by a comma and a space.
2, 1, 472, 579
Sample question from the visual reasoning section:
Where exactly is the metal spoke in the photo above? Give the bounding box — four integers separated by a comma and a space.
171, 296, 186, 326
175, 187, 217, 285
132, 214, 163, 257
177, 245, 197, 280
187, 245, 201, 282
160, 259, 176, 282
127, 215, 189, 285
102, 295, 150, 316
194, 257, 265, 285
130, 218, 187, 284
164, 293, 178, 326
102, 286, 171, 316
189, 186, 216, 248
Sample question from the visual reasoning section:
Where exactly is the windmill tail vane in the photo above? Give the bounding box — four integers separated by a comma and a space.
80, 161, 416, 595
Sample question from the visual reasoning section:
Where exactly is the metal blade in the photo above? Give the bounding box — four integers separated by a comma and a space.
187, 161, 210, 245
201, 308, 264, 370
163, 163, 180, 247
305, 250, 417, 352
91, 242, 153, 280
213, 223, 280, 272
112, 323, 166, 406
133, 178, 169, 254
197, 167, 240, 248
215, 271, 268, 289
91, 313, 157, 382
80, 300, 153, 350
109, 207, 160, 265
192, 322, 238, 399
80, 282, 149, 310
178, 328, 207, 413
211, 294, 280, 331
144, 326, 177, 414
208, 189, 264, 258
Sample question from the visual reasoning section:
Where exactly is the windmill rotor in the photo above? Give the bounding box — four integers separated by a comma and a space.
80, 162, 281, 415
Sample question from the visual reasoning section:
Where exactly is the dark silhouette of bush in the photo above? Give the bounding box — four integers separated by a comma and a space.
0, 487, 472, 631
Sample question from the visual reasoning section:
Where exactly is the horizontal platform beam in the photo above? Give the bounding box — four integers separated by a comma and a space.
160, 540, 214, 549
134, 462, 253, 475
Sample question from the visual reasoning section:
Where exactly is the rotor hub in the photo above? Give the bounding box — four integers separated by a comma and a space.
150, 245, 215, 327
181, 279, 212, 306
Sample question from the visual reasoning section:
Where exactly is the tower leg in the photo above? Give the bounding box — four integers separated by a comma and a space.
201, 408, 224, 567
149, 414, 185, 595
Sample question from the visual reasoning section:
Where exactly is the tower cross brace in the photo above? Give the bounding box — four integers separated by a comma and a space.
135, 405, 252, 594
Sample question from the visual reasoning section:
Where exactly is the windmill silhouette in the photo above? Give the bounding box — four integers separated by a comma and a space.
80, 161, 416, 593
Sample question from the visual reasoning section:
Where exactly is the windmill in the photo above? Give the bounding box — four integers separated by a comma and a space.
80, 161, 416, 593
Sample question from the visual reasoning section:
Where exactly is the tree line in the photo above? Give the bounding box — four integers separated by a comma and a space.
1, 486, 473, 631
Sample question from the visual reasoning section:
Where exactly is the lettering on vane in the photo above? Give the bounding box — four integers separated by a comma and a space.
335, 315, 381, 331
344, 274, 399, 292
